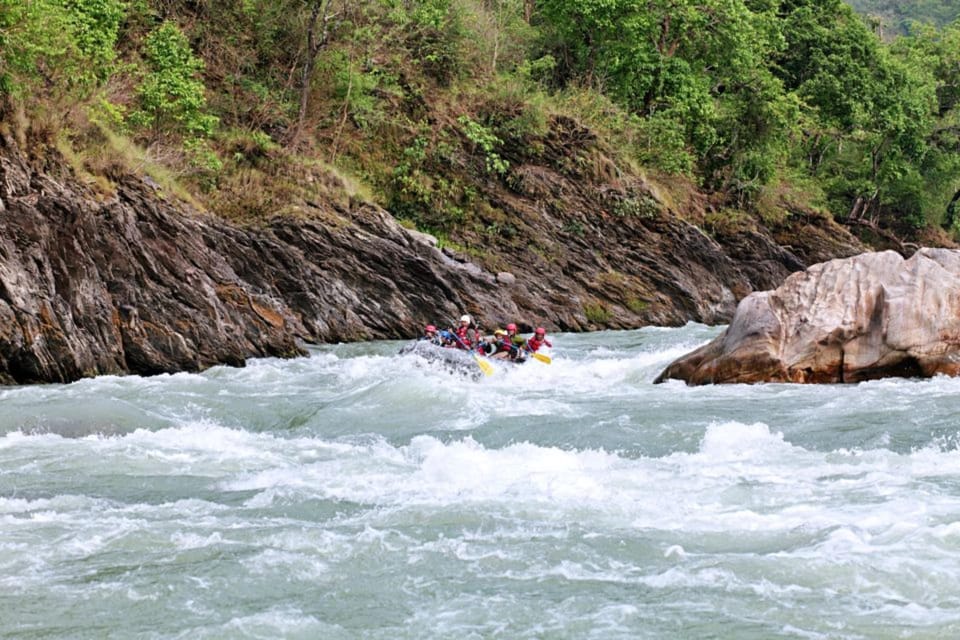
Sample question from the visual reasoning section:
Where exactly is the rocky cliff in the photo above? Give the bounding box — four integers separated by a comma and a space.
0, 124, 867, 385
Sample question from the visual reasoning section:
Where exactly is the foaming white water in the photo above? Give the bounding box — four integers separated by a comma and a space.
191, 420, 960, 552
5, 326, 960, 638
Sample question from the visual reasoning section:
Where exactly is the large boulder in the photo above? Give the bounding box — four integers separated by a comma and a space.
655, 249, 960, 384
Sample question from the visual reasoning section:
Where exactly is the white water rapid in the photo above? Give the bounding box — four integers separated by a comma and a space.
3, 324, 960, 638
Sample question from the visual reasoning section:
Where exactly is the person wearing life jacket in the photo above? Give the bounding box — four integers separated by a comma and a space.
486, 329, 512, 359
505, 323, 527, 352
436, 329, 456, 347
491, 325, 525, 361
526, 327, 552, 352
420, 324, 439, 344
452, 314, 476, 350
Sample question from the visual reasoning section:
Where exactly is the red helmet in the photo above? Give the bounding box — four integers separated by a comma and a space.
535, 327, 545, 335
425, 324, 436, 332
506, 323, 517, 332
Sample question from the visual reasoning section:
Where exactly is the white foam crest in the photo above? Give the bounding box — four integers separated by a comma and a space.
224, 435, 628, 511
404, 436, 620, 505
212, 356, 305, 385
861, 371, 960, 395
302, 351, 340, 367
128, 420, 269, 453
697, 421, 792, 463
638, 566, 740, 591
329, 353, 404, 384
61, 370, 206, 399
873, 602, 960, 626
214, 430, 960, 548
594, 603, 641, 624
173, 496, 234, 514
170, 530, 227, 551
817, 525, 877, 555
218, 608, 328, 638
2, 498, 251, 597
640, 341, 713, 369
225, 436, 405, 495
257, 527, 371, 556
930, 521, 960, 541
0, 493, 100, 515
2, 421, 335, 480
417, 535, 519, 565
0, 429, 65, 449
536, 558, 642, 584
60, 531, 114, 557
124, 588, 160, 602
105, 421, 296, 473
243, 548, 330, 581
907, 442, 960, 475
9, 506, 154, 567
491, 354, 648, 394
443, 406, 489, 431
648, 421, 809, 497
779, 625, 834, 640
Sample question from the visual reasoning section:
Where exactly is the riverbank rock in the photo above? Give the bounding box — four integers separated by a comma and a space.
655, 249, 960, 384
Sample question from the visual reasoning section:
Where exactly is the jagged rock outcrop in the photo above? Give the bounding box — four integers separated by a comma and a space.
655, 249, 960, 385
0, 128, 865, 385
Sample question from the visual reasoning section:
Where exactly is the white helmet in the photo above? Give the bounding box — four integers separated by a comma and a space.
460, 314, 472, 324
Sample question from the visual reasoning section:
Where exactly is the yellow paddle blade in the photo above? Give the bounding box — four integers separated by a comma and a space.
475, 355, 495, 376
532, 352, 552, 364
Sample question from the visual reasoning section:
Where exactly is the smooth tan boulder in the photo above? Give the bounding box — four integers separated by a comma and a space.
655, 249, 960, 384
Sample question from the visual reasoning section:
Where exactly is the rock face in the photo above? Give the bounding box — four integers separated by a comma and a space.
655, 249, 960, 384
0, 128, 866, 385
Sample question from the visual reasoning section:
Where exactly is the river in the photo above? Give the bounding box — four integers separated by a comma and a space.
3, 324, 960, 639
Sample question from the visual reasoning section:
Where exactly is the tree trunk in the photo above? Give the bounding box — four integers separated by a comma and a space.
848, 196, 864, 222
289, 0, 333, 149
944, 189, 960, 229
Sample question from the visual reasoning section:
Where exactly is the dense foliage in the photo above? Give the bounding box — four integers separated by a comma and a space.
0, 0, 124, 102
0, 0, 958, 240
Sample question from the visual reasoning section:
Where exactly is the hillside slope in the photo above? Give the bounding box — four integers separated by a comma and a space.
15, 0, 960, 383
846, 0, 959, 34
0, 117, 868, 384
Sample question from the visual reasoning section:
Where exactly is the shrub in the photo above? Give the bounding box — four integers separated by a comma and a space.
458, 115, 509, 175
129, 21, 218, 140
583, 302, 612, 324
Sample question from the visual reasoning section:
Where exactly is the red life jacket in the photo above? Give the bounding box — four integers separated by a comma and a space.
527, 336, 552, 352
454, 325, 472, 349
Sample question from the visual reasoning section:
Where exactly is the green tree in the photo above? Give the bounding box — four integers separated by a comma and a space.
0, 0, 124, 100
894, 20, 960, 228
64, 0, 126, 81
537, 0, 791, 199
775, 0, 940, 226
130, 20, 218, 139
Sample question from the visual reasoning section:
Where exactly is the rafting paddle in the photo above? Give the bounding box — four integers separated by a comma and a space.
529, 351, 552, 364
450, 331, 494, 376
